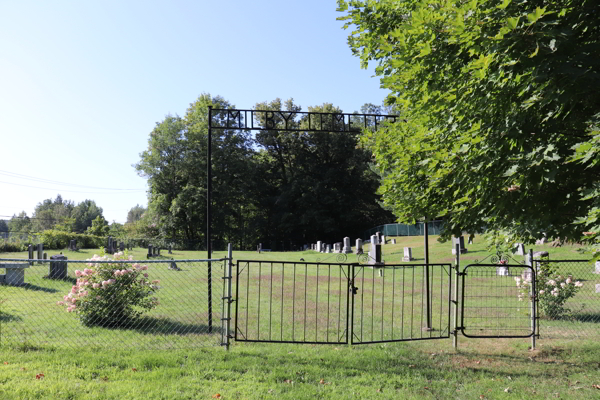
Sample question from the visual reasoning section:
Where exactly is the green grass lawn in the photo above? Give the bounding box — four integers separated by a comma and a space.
1, 236, 599, 399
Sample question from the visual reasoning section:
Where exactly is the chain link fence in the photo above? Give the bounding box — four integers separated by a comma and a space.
363, 221, 444, 239
532, 259, 600, 339
0, 257, 226, 349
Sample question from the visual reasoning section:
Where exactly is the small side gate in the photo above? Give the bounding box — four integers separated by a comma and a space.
233, 261, 452, 345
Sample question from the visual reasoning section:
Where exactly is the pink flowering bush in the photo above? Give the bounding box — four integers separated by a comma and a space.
57, 252, 160, 327
515, 263, 583, 320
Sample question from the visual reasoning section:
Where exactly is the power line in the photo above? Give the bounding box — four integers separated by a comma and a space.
0, 169, 146, 191
0, 180, 146, 194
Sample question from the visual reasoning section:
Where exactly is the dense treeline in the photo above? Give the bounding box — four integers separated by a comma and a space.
134, 94, 393, 250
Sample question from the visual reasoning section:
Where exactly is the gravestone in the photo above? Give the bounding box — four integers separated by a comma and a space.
157, 247, 161, 255
403, 247, 414, 262
119, 242, 125, 252
49, 254, 68, 279
595, 261, 600, 274
258, 243, 262, 253
153, 247, 157, 256
368, 244, 383, 266
381, 235, 386, 244
515, 243, 525, 256
106, 236, 113, 254
451, 236, 468, 254
28, 245, 34, 265
317, 241, 322, 253
535, 235, 547, 245
355, 239, 363, 254
168, 245, 173, 254
342, 237, 352, 254
468, 234, 475, 245
1, 263, 29, 286
496, 266, 509, 276
333, 243, 340, 253
43, 252, 47, 260
37, 243, 43, 264
370, 235, 378, 245
391, 239, 397, 245
147, 245, 153, 258
533, 251, 549, 259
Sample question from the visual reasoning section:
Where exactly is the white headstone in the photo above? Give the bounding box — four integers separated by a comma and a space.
497, 267, 509, 276
342, 237, 352, 254
317, 241, 322, 253
595, 261, 600, 274
326, 244, 331, 253
391, 239, 396, 244
381, 235, 386, 244
355, 239, 363, 254
370, 235, 378, 245
403, 247, 414, 262
515, 243, 525, 256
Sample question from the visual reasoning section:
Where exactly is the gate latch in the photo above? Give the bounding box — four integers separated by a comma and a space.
349, 280, 359, 295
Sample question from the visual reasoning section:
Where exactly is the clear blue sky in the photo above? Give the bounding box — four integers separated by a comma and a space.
0, 0, 388, 224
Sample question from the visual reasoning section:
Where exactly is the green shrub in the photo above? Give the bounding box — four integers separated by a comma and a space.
58, 252, 160, 327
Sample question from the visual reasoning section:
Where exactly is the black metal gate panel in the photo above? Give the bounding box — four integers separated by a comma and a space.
350, 264, 452, 344
235, 261, 351, 344
461, 264, 536, 338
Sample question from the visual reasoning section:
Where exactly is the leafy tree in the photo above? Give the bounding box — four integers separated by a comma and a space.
135, 94, 257, 249
8, 211, 32, 233
86, 215, 109, 236
338, 0, 600, 243
126, 205, 146, 224
72, 200, 104, 233
253, 98, 393, 246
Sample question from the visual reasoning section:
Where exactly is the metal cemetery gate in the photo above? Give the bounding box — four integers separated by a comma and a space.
234, 261, 452, 345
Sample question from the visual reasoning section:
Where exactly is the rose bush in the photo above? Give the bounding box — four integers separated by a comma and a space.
58, 252, 160, 327
515, 263, 583, 320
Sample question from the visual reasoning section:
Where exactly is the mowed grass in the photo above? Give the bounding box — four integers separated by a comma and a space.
1, 236, 600, 399
1, 338, 600, 399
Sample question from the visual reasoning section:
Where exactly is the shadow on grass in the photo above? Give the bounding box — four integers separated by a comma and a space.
98, 315, 223, 336
19, 283, 60, 293
563, 312, 600, 324
0, 311, 22, 322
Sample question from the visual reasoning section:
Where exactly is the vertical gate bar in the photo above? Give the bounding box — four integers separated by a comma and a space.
281, 262, 285, 342
235, 261, 241, 341
420, 266, 424, 338
327, 265, 331, 342
269, 262, 273, 340
207, 106, 212, 333
402, 267, 405, 339
338, 266, 341, 341
349, 265, 354, 344
527, 249, 536, 349
453, 244, 460, 348
381, 266, 385, 341
360, 266, 365, 342
316, 264, 319, 342
391, 266, 396, 339
439, 265, 443, 334
225, 244, 233, 350
292, 263, 296, 342
304, 264, 307, 342
447, 264, 451, 337
245, 262, 250, 339
371, 267, 375, 342
411, 267, 415, 339
257, 262, 262, 340
424, 220, 431, 330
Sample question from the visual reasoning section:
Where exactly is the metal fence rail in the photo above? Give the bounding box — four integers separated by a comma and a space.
533, 259, 600, 339
0, 258, 225, 349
